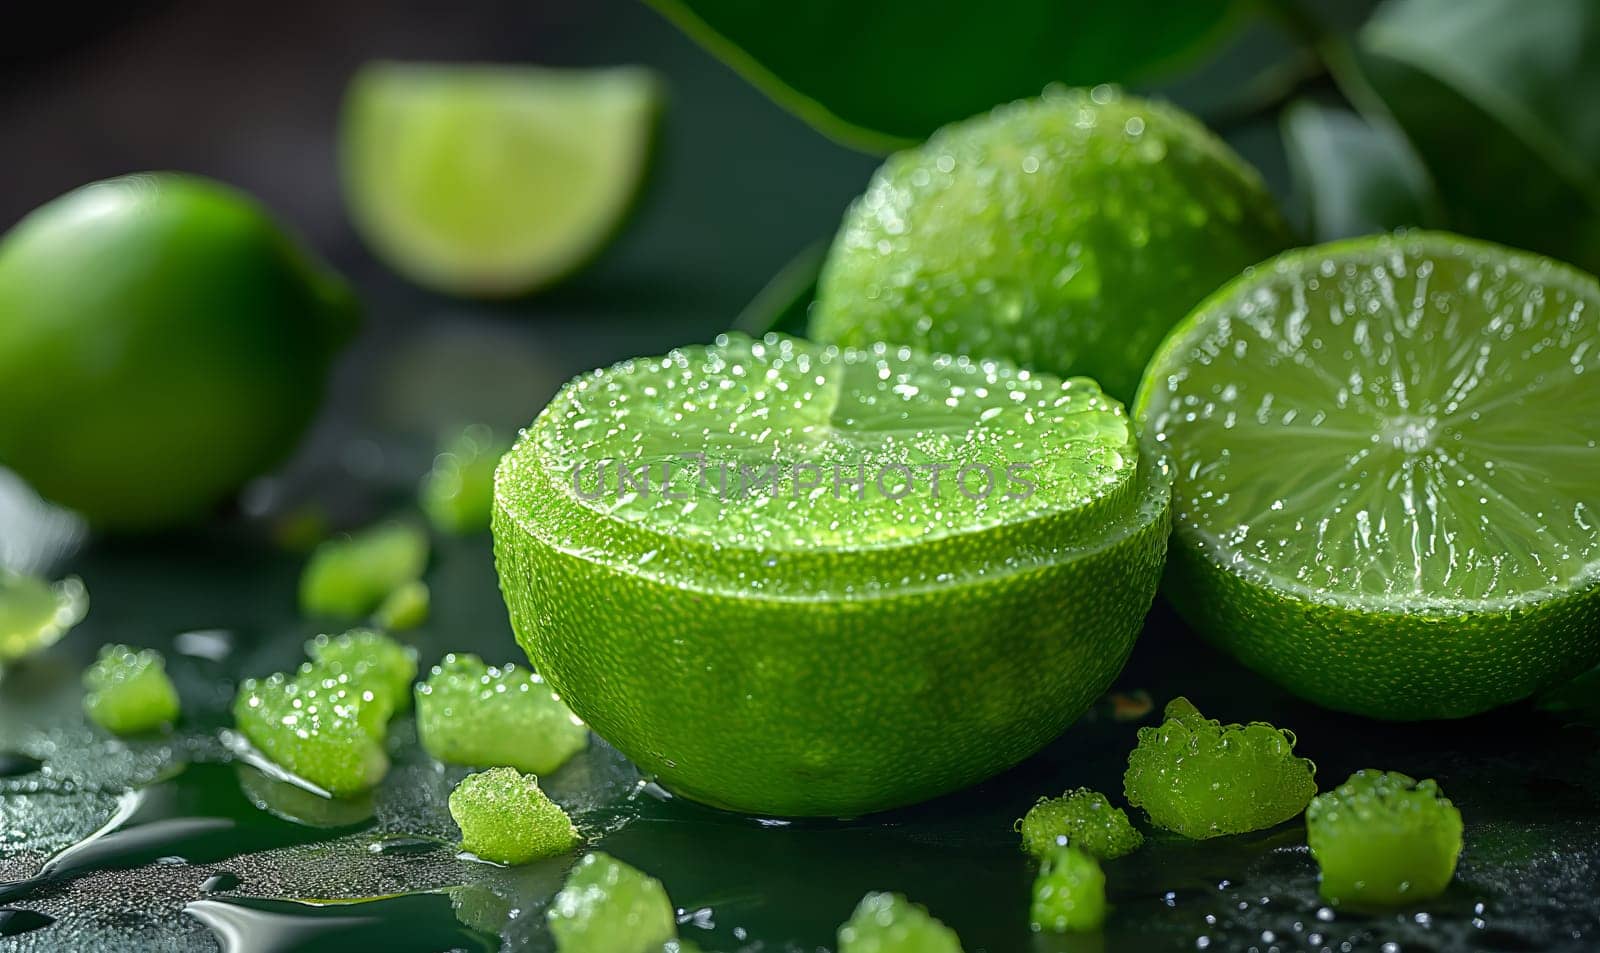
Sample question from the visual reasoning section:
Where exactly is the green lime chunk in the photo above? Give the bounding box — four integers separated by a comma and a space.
0, 571, 87, 664
494, 332, 1169, 816
548, 852, 677, 953
837, 892, 963, 953
233, 665, 391, 796
1307, 770, 1462, 907
422, 424, 509, 534
1017, 787, 1143, 860
1030, 846, 1107, 933
449, 766, 580, 865
82, 644, 180, 735
342, 62, 661, 298
306, 628, 419, 712
1136, 232, 1600, 719
0, 174, 356, 530
812, 86, 1291, 402
416, 653, 588, 775
372, 580, 431, 631
1123, 698, 1315, 839
299, 521, 429, 620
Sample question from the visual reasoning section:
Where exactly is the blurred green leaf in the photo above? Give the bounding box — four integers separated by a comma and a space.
1347, 0, 1600, 268
1281, 100, 1437, 240
648, 0, 1243, 151
732, 240, 823, 338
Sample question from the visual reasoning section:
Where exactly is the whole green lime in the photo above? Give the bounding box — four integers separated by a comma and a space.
810, 86, 1293, 402
0, 174, 358, 530
1136, 232, 1600, 719
494, 332, 1169, 816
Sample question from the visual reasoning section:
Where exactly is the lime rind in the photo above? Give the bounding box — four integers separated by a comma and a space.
0, 571, 87, 664
1017, 787, 1144, 860
1123, 697, 1316, 839
341, 62, 661, 298
1136, 231, 1600, 717
496, 331, 1152, 598
1306, 769, 1462, 907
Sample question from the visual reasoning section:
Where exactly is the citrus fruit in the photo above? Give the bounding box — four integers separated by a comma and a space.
809, 86, 1292, 402
340, 62, 661, 298
0, 570, 86, 664
1136, 232, 1600, 720
493, 332, 1169, 816
415, 653, 588, 775
0, 174, 358, 530
1306, 769, 1462, 908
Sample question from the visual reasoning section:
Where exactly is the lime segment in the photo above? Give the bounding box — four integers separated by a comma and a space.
1137, 232, 1600, 718
341, 62, 660, 298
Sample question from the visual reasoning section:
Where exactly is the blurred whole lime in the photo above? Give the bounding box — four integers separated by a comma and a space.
810, 86, 1293, 402
0, 174, 358, 530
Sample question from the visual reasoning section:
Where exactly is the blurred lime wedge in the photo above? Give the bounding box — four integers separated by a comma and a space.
341, 62, 661, 298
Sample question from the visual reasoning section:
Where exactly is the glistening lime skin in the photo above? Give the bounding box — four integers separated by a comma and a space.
494, 333, 1169, 817
811, 86, 1292, 402
1136, 232, 1600, 720
0, 174, 357, 530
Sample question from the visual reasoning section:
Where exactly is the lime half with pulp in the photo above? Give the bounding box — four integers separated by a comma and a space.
1136, 232, 1600, 719
494, 332, 1169, 816
341, 62, 660, 298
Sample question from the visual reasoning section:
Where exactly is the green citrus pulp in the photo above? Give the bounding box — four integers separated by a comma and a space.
494, 332, 1169, 816
1136, 232, 1600, 719
341, 62, 660, 298
810, 86, 1292, 402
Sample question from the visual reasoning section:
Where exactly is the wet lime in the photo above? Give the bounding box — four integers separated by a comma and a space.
0, 174, 357, 530
1137, 233, 1600, 719
494, 332, 1168, 816
341, 62, 660, 298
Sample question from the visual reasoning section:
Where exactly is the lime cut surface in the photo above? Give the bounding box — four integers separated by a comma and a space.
341, 62, 660, 298
495, 332, 1169, 816
1136, 232, 1600, 719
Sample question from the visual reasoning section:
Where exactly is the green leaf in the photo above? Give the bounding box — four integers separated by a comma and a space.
1280, 100, 1438, 241
731, 240, 823, 338
648, 0, 1242, 151
1348, 0, 1600, 269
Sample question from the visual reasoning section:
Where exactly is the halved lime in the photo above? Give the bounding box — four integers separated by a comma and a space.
1136, 232, 1600, 720
494, 332, 1169, 816
340, 62, 661, 298
810, 86, 1293, 402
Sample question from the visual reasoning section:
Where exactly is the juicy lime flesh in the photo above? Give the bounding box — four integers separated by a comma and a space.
1138, 233, 1600, 718
501, 332, 1140, 595
494, 334, 1170, 816
342, 63, 658, 297
811, 86, 1292, 402
1306, 770, 1462, 907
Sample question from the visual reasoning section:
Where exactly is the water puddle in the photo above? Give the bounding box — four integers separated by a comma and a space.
184, 893, 497, 953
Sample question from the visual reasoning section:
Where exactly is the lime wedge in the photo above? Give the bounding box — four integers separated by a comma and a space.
495, 332, 1169, 816
340, 62, 660, 298
1136, 232, 1600, 719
